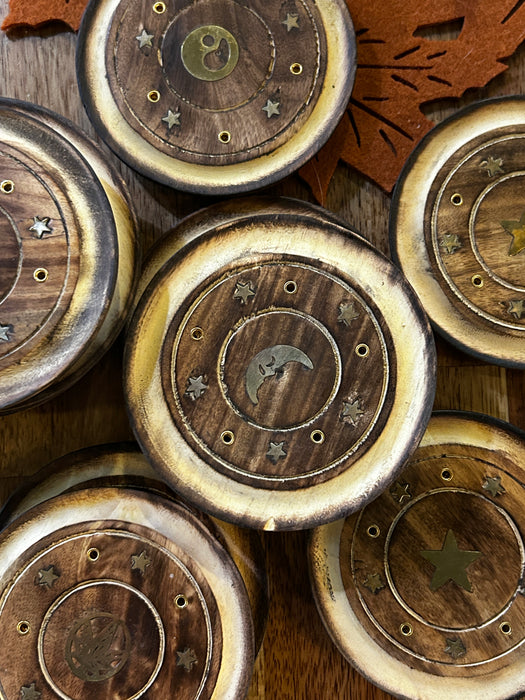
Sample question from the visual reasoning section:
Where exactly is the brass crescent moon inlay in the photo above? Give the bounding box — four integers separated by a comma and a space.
245, 344, 314, 405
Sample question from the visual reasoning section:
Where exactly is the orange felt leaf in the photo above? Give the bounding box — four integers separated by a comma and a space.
300, 0, 525, 202
2, 0, 87, 32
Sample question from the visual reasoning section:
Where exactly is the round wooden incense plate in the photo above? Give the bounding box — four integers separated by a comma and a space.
76, 0, 356, 194
0, 486, 255, 699
391, 97, 525, 368
125, 207, 436, 530
310, 412, 525, 700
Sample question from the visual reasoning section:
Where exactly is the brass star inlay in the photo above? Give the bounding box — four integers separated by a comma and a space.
176, 647, 198, 672
440, 233, 461, 254
266, 441, 287, 464
390, 481, 412, 504
444, 637, 466, 660
0, 323, 12, 342
162, 109, 181, 130
233, 281, 255, 304
29, 216, 53, 239
337, 301, 359, 326
482, 475, 506, 497
420, 530, 482, 592
37, 565, 59, 589
363, 573, 385, 595
20, 684, 41, 700
131, 550, 151, 574
508, 299, 525, 320
282, 13, 300, 31
185, 375, 208, 400
262, 99, 280, 118
136, 28, 154, 48
480, 156, 504, 177
500, 211, 525, 256
341, 398, 364, 426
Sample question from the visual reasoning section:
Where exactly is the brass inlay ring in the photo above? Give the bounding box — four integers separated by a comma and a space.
290, 62, 303, 75
174, 594, 188, 609
471, 274, 484, 288
153, 1, 166, 13
87, 547, 100, 562
218, 131, 231, 144
284, 280, 297, 294
17, 620, 30, 635
367, 524, 380, 538
441, 468, 453, 481
33, 268, 48, 283
1, 180, 14, 194
147, 90, 161, 103
191, 327, 204, 341
310, 430, 325, 444
221, 430, 235, 445
355, 343, 370, 358
400, 623, 413, 637
451, 193, 463, 206
181, 25, 239, 82
500, 621, 512, 635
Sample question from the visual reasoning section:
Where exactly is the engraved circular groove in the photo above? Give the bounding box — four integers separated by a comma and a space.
0, 180, 14, 194
355, 343, 370, 357
153, 1, 166, 13
284, 280, 298, 294
221, 430, 235, 445
290, 62, 303, 75
218, 131, 231, 144
87, 547, 100, 561
451, 193, 463, 206
367, 524, 380, 538
33, 268, 48, 283
190, 327, 204, 341
174, 594, 188, 609
310, 430, 325, 444
17, 621, 30, 635
500, 621, 512, 635
147, 90, 161, 103
400, 623, 413, 637
471, 274, 484, 288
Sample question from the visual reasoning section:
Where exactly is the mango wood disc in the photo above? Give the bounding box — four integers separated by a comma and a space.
310, 412, 525, 700
77, 0, 355, 194
0, 102, 122, 412
125, 214, 436, 530
391, 97, 525, 368
0, 443, 268, 653
0, 488, 254, 700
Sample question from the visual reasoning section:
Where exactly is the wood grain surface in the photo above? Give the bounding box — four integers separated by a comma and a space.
0, 12, 524, 699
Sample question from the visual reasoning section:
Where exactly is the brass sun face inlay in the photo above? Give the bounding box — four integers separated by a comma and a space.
500, 210, 525, 256
181, 26, 240, 82
420, 529, 482, 592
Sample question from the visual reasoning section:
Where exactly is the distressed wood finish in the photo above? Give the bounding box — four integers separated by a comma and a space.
77, 0, 356, 193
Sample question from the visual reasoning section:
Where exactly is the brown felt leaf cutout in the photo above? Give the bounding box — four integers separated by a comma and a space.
300, 0, 525, 202
2, 0, 87, 32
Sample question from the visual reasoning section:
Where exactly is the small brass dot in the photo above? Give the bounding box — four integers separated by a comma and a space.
451, 193, 463, 206
290, 62, 303, 75
1, 180, 14, 194
147, 90, 161, 103
310, 430, 325, 444
221, 430, 235, 445
218, 131, 231, 144
33, 268, 48, 283
500, 621, 512, 635
175, 594, 188, 609
471, 274, 484, 288
191, 327, 203, 341
17, 621, 30, 635
87, 547, 100, 562
367, 524, 380, 538
284, 280, 297, 294
441, 468, 453, 482
400, 623, 413, 637
153, 1, 166, 13
355, 343, 369, 358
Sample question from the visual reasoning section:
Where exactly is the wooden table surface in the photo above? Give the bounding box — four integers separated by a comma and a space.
1, 12, 525, 700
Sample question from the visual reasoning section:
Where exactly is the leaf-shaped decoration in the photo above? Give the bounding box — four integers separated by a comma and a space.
300, 0, 525, 202
1, 0, 86, 32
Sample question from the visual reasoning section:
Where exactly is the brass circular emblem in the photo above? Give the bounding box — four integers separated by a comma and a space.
65, 612, 131, 681
180, 25, 240, 82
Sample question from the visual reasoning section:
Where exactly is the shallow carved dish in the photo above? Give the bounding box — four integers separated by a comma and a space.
310, 412, 525, 700
391, 97, 525, 367
125, 201, 436, 530
76, 0, 356, 194
0, 99, 137, 412
0, 486, 254, 699
0, 443, 268, 653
